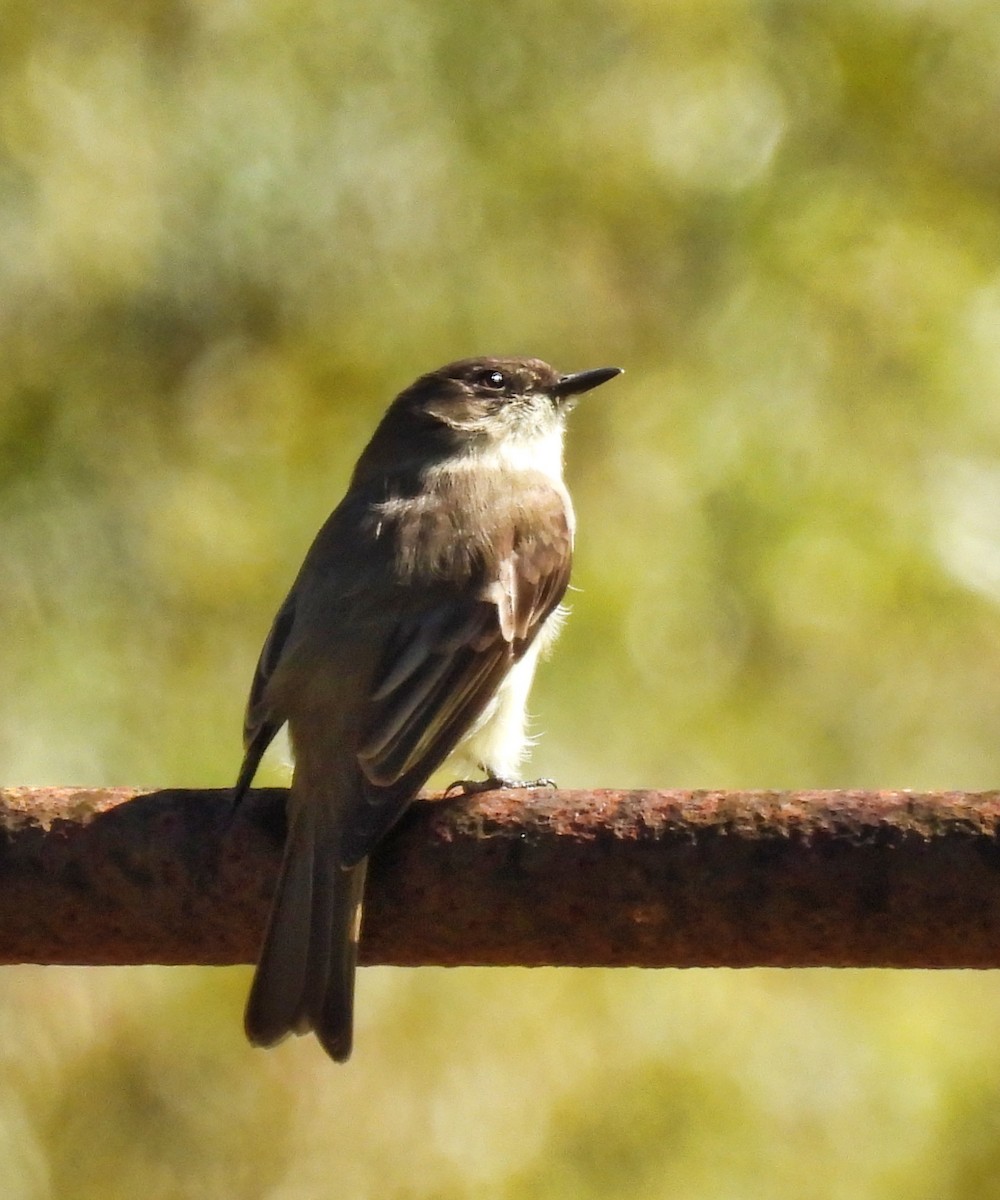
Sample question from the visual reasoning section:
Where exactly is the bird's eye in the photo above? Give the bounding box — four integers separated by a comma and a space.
477, 369, 507, 390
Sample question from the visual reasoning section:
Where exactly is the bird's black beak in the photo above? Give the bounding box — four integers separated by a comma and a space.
551, 366, 624, 399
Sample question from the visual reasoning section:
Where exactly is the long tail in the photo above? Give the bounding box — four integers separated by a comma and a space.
244, 794, 368, 1062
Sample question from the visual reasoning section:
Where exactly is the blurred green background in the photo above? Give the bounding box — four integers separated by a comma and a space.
5, 0, 1000, 1195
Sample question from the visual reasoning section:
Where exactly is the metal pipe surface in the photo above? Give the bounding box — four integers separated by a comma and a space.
1, 786, 999, 968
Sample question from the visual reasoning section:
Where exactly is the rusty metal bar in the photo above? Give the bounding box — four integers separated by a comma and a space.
2, 786, 1000, 968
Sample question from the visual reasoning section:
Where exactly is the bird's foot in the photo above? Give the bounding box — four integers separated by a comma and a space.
443, 774, 557, 798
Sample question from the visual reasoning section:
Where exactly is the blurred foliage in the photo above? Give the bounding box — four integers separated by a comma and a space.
4, 0, 1000, 1195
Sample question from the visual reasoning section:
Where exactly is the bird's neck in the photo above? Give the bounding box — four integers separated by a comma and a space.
446, 425, 567, 486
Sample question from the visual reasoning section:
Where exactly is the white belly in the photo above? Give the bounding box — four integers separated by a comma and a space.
449, 606, 566, 779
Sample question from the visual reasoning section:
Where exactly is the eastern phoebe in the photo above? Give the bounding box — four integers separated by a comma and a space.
233, 356, 622, 1061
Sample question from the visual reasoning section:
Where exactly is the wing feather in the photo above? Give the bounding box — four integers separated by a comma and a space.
358, 600, 507, 784
234, 591, 297, 804
236, 469, 574, 861
342, 482, 573, 863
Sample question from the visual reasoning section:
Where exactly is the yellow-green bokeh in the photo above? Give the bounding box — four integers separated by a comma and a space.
4, 1, 1000, 1196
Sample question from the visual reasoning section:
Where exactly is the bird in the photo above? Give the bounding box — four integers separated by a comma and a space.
232, 355, 623, 1061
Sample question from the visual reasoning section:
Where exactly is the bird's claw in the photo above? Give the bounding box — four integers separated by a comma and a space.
442, 775, 557, 798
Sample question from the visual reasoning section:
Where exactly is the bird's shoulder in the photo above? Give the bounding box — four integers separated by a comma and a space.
298, 464, 573, 589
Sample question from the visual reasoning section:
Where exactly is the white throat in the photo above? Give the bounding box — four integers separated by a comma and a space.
471, 424, 566, 483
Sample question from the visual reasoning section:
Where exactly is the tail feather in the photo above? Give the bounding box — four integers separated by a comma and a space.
314, 859, 367, 1062
244, 811, 315, 1046
245, 803, 367, 1062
